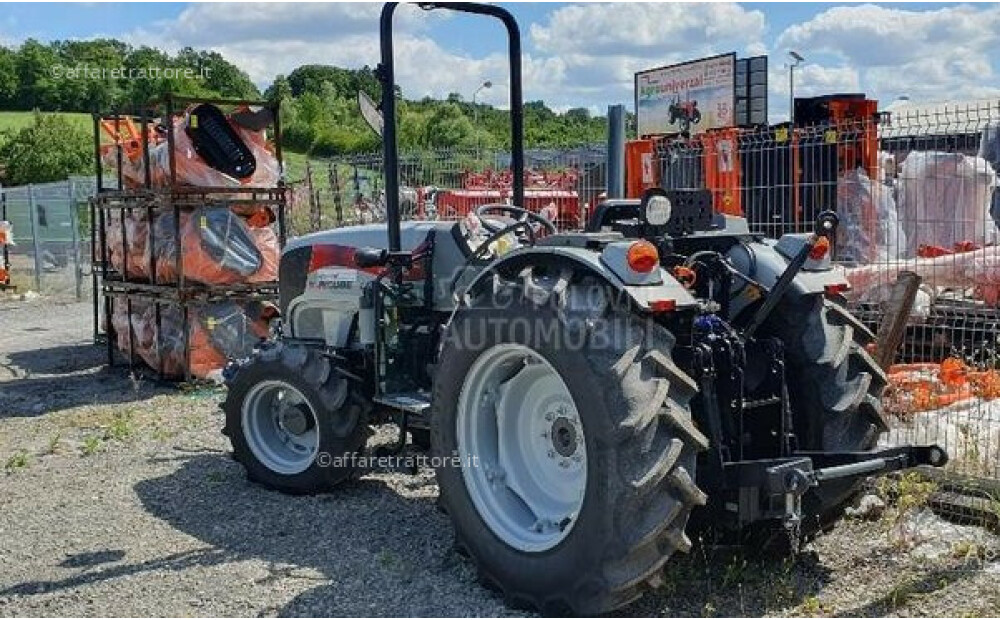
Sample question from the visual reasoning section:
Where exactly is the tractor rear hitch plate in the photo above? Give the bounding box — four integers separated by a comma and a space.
716, 444, 948, 526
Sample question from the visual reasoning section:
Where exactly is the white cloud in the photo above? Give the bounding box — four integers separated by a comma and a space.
525, 2, 767, 108
121, 2, 558, 109
775, 4, 1000, 104
531, 3, 765, 57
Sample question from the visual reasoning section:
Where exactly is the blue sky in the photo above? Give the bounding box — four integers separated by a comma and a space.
2, 2, 999, 120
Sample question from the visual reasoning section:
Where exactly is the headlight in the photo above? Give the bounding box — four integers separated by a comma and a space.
645, 195, 672, 226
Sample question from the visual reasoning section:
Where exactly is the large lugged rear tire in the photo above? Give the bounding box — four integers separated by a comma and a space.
432, 266, 709, 615
771, 295, 889, 535
222, 342, 370, 494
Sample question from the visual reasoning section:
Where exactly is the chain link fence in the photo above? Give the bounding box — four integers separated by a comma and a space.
0, 176, 106, 299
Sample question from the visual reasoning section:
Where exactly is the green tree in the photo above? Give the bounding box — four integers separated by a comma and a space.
0, 47, 17, 106
423, 102, 475, 148
175, 48, 259, 99
15, 40, 61, 109
0, 112, 92, 185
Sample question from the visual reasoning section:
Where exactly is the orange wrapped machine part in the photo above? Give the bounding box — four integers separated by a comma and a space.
109, 299, 273, 379
701, 128, 743, 216
625, 139, 658, 198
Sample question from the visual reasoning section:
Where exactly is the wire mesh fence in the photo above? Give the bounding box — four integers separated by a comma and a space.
285, 145, 608, 237
646, 100, 1000, 485
0, 176, 103, 299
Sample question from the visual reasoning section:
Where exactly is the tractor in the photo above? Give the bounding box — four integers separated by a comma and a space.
668, 96, 702, 133
222, 2, 947, 614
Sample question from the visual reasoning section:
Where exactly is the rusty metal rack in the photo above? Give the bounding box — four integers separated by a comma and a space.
91, 94, 286, 381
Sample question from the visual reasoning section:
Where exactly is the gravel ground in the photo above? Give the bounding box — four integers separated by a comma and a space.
1, 296, 999, 617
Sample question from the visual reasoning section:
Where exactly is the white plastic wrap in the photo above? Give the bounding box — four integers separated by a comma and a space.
836, 168, 905, 264
845, 244, 1000, 306
897, 151, 998, 255
0, 221, 14, 246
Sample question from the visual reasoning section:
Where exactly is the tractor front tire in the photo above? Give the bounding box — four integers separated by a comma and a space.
222, 342, 370, 494
432, 267, 708, 615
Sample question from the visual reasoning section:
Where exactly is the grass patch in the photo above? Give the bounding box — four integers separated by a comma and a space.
4, 450, 30, 473
46, 432, 63, 455
0, 110, 92, 136
104, 411, 136, 442
80, 435, 103, 457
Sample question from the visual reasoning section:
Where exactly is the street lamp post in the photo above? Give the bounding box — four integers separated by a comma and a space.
787, 51, 804, 230
788, 51, 804, 126
472, 80, 492, 159
472, 80, 493, 127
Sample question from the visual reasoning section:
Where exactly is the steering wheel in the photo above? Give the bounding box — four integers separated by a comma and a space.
474, 203, 556, 236
469, 220, 536, 262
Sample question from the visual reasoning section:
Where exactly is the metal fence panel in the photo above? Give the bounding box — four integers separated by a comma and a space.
0, 176, 100, 298
647, 101, 1000, 480
286, 145, 608, 237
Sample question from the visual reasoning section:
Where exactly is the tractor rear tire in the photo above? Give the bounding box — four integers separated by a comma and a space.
770, 295, 888, 539
432, 267, 708, 615
222, 342, 370, 494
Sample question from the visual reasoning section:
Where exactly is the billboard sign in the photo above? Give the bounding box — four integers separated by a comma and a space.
635, 53, 736, 137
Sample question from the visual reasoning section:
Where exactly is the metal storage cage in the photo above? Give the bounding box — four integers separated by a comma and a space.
91, 94, 287, 381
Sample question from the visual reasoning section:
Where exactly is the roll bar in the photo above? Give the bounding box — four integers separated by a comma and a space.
378, 2, 524, 252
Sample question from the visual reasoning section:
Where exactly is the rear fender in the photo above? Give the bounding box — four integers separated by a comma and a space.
462, 246, 698, 313
727, 237, 850, 317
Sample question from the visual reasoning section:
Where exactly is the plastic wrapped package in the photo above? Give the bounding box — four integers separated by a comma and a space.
897, 152, 998, 256
0, 221, 14, 246
108, 298, 184, 375
246, 225, 279, 283
109, 298, 272, 378
188, 301, 271, 378
176, 207, 273, 286
101, 105, 280, 190
103, 211, 150, 279
844, 244, 1000, 306
977, 126, 1000, 228
106, 207, 278, 286
836, 168, 905, 264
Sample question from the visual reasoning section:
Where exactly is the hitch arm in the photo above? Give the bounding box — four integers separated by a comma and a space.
743, 211, 839, 338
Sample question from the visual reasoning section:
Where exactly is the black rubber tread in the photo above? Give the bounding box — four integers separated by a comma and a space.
432, 265, 708, 615
769, 295, 888, 535
221, 341, 370, 494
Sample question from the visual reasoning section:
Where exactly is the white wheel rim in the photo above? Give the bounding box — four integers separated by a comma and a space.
241, 380, 319, 475
456, 344, 587, 552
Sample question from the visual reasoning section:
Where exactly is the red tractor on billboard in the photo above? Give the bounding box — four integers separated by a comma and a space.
668, 95, 702, 133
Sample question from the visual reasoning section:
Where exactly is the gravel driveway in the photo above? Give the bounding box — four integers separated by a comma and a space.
1, 296, 999, 617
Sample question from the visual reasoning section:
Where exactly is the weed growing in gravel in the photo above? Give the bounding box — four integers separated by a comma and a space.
4, 451, 30, 473
875, 472, 938, 547
104, 411, 136, 442
950, 539, 986, 560
799, 595, 824, 616
150, 425, 177, 442
80, 435, 103, 456
46, 432, 62, 455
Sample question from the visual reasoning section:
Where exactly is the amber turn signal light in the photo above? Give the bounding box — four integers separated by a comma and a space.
809, 236, 830, 260
626, 240, 659, 273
